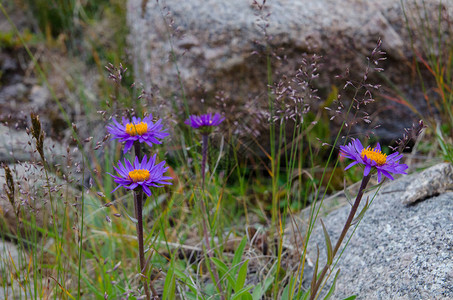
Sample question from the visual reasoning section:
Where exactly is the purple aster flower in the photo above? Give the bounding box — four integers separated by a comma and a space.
108, 154, 172, 197
185, 113, 224, 134
339, 139, 408, 183
107, 115, 169, 153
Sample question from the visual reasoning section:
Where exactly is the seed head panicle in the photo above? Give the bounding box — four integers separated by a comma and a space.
3, 164, 18, 216
30, 113, 45, 162
391, 120, 426, 153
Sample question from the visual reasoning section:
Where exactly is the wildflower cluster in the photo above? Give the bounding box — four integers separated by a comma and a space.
107, 112, 173, 299
107, 110, 224, 203
108, 114, 171, 195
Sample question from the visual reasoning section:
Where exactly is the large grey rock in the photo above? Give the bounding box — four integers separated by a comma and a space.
294, 164, 453, 299
0, 241, 22, 272
128, 0, 451, 141
0, 124, 81, 165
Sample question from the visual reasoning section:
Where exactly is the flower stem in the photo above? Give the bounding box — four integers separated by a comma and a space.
310, 174, 371, 299
134, 142, 157, 299
200, 134, 224, 299
201, 134, 208, 188
199, 193, 224, 299
134, 189, 152, 300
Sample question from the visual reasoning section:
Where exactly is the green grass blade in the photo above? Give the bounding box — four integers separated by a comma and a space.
234, 259, 249, 292
323, 269, 341, 300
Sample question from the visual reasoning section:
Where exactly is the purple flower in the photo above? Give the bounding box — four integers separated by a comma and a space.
108, 154, 172, 197
107, 115, 169, 153
185, 113, 224, 134
339, 139, 408, 182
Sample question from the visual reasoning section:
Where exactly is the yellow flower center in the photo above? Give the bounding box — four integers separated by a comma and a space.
128, 169, 150, 182
361, 147, 387, 166
125, 122, 148, 136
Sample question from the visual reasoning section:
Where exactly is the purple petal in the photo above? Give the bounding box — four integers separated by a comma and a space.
127, 183, 139, 189
142, 185, 152, 197
111, 184, 122, 193
353, 139, 364, 153
344, 161, 359, 171
386, 152, 399, 159
381, 169, 394, 180
140, 154, 148, 167
125, 159, 134, 171
124, 141, 134, 153
134, 156, 140, 168
113, 166, 128, 177
375, 142, 381, 151
363, 164, 371, 176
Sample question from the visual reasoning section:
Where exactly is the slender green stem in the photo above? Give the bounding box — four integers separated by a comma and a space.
77, 156, 85, 299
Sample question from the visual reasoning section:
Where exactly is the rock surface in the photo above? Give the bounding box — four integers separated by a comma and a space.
0, 241, 34, 300
128, 0, 451, 141
294, 164, 453, 299
0, 124, 81, 165
402, 162, 453, 205
0, 162, 58, 235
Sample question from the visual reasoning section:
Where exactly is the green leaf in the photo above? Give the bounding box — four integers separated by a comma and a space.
251, 283, 263, 300
252, 274, 274, 300
279, 276, 298, 300
184, 291, 199, 300
240, 293, 253, 300
173, 268, 198, 295
286, 276, 297, 300
351, 196, 369, 226
281, 282, 290, 300
301, 290, 310, 300
341, 296, 357, 300
437, 123, 453, 162
232, 236, 247, 272
310, 246, 320, 294
211, 257, 236, 289
235, 260, 249, 292
231, 286, 253, 300
295, 286, 310, 300
323, 269, 340, 300
162, 260, 175, 300
122, 209, 137, 224
343, 178, 353, 205
320, 219, 333, 265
